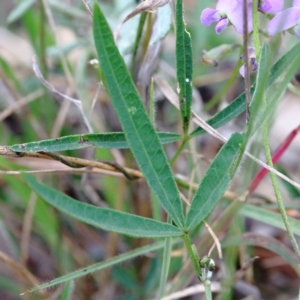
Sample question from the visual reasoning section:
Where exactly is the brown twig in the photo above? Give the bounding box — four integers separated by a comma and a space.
0, 146, 142, 179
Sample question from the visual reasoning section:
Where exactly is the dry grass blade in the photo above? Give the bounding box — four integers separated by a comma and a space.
161, 282, 221, 300
0, 89, 44, 122
204, 221, 222, 260
124, 0, 171, 20
114, 0, 171, 39
154, 74, 226, 141
82, 0, 92, 16
32, 58, 93, 133
50, 99, 71, 138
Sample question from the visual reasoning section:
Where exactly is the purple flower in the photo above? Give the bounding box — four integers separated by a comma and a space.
236, 0, 283, 13
239, 47, 258, 77
200, 0, 253, 34
268, 0, 300, 38
258, 0, 283, 14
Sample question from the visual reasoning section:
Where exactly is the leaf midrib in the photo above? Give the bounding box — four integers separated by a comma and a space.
94, 15, 184, 228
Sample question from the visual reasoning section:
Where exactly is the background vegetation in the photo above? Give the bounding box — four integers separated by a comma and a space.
1, 0, 300, 299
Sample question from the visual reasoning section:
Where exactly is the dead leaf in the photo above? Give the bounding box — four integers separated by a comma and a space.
123, 0, 171, 21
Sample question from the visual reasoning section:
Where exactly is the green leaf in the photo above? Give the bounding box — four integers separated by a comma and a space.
6, 0, 36, 23
233, 44, 271, 169
112, 266, 139, 291
23, 174, 183, 238
11, 132, 182, 153
93, 3, 184, 228
0, 57, 22, 89
239, 204, 300, 236
25, 238, 182, 293
247, 43, 271, 138
186, 133, 244, 230
190, 42, 300, 138
176, 0, 193, 134
251, 44, 300, 134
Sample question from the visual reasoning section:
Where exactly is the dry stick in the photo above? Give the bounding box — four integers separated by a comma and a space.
0, 168, 123, 176
0, 146, 141, 180
0, 146, 238, 202
0, 89, 44, 122
41, 152, 135, 179
82, 0, 93, 16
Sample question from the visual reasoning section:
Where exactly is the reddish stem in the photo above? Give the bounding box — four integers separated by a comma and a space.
249, 125, 300, 194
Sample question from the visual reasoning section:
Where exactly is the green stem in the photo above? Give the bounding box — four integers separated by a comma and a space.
170, 138, 189, 166
263, 124, 300, 268
252, 0, 261, 59
182, 234, 213, 299
203, 280, 212, 300
151, 192, 161, 221
142, 12, 152, 61
242, 0, 251, 122
130, 12, 147, 77
182, 234, 201, 277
